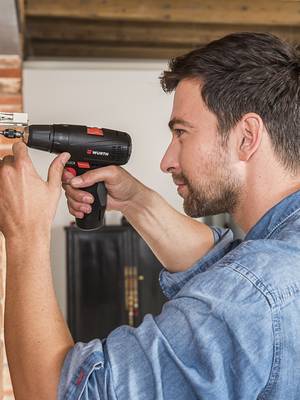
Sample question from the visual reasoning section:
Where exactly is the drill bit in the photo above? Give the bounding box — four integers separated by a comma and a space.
0, 129, 24, 139
0, 112, 28, 140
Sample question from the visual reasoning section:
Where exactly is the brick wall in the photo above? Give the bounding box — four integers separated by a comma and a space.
0, 53, 23, 400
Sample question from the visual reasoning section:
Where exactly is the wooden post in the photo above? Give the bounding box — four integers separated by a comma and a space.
0, 55, 23, 158
0, 0, 24, 398
0, 53, 23, 400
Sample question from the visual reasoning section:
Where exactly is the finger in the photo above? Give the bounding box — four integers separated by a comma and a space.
1, 155, 14, 165
67, 197, 92, 214
11, 143, 39, 176
12, 141, 29, 161
68, 205, 84, 219
70, 165, 121, 188
64, 184, 94, 204
48, 153, 71, 189
62, 169, 75, 184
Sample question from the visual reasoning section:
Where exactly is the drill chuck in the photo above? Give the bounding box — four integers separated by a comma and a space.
27, 125, 52, 152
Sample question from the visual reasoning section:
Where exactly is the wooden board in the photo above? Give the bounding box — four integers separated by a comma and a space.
0, 55, 23, 157
25, 0, 300, 59
26, 0, 300, 26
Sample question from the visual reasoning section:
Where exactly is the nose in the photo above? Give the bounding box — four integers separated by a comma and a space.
160, 139, 180, 173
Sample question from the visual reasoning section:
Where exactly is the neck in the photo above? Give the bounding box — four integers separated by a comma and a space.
233, 168, 300, 234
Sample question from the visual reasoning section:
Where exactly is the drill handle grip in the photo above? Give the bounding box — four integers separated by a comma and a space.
75, 182, 107, 230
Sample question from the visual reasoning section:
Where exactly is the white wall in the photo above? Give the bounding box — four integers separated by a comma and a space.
23, 60, 184, 317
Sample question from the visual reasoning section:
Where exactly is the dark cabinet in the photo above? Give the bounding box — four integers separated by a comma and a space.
65, 224, 167, 342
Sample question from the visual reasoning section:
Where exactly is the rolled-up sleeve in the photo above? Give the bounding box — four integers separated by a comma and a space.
58, 339, 108, 399
159, 227, 238, 299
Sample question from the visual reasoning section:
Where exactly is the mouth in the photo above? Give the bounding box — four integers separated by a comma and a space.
173, 179, 186, 186
175, 182, 187, 197
172, 176, 188, 196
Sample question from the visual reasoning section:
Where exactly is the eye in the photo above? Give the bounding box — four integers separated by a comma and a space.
174, 129, 186, 138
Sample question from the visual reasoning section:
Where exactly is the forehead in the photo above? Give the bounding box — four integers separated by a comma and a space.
171, 78, 210, 122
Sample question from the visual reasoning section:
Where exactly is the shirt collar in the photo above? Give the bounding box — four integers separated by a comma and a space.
245, 189, 300, 241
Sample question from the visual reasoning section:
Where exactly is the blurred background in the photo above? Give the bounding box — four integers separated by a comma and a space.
0, 1, 299, 398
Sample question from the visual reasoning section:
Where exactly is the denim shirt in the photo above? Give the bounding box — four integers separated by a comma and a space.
58, 190, 300, 399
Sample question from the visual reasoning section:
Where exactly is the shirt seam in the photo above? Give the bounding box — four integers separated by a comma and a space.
225, 262, 276, 307
269, 282, 300, 304
150, 316, 199, 395
266, 207, 300, 239
258, 308, 282, 400
224, 263, 281, 399
159, 229, 235, 299
104, 346, 121, 400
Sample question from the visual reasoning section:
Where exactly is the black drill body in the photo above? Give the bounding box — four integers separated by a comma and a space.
27, 124, 132, 230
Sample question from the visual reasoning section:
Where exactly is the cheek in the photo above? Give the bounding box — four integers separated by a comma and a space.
188, 147, 222, 182
180, 134, 223, 180
179, 143, 203, 180
180, 140, 207, 166
179, 143, 192, 169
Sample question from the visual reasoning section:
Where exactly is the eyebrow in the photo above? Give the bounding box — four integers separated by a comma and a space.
168, 118, 194, 131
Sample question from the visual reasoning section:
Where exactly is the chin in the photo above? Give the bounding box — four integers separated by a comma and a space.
177, 184, 188, 197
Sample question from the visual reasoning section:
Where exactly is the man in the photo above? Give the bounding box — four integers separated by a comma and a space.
1, 32, 300, 399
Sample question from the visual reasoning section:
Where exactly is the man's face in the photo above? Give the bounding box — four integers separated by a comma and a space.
160, 78, 243, 217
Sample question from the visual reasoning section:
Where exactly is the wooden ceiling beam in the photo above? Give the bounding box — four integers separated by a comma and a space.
26, 0, 300, 27
27, 40, 191, 59
25, 1, 300, 59
26, 17, 300, 48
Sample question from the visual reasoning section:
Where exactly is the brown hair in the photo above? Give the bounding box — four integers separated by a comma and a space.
160, 32, 300, 172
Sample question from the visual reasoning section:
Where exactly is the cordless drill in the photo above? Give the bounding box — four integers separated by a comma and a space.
0, 112, 132, 230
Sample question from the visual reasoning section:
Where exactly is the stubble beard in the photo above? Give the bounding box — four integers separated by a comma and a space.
183, 176, 241, 217
175, 157, 242, 218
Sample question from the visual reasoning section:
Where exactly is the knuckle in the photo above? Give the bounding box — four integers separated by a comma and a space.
67, 198, 76, 209
80, 191, 91, 202
74, 189, 87, 202
70, 206, 83, 219
64, 185, 73, 197
109, 165, 120, 177
64, 185, 72, 195
68, 198, 81, 211
86, 168, 104, 182
67, 201, 76, 213
69, 207, 77, 217
65, 185, 77, 199
110, 165, 119, 173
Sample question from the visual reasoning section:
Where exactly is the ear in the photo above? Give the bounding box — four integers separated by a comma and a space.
237, 113, 264, 162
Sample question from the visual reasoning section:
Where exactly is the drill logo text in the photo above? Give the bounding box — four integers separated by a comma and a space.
86, 149, 109, 157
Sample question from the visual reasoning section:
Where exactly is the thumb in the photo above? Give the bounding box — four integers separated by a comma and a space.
47, 152, 71, 188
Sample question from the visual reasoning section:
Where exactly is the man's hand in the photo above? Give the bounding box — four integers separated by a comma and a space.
63, 166, 214, 273
62, 165, 147, 219
3, 142, 74, 400
0, 142, 70, 239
